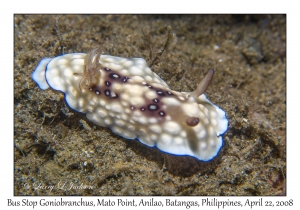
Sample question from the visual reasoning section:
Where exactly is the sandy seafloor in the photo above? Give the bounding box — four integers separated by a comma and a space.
14, 14, 286, 196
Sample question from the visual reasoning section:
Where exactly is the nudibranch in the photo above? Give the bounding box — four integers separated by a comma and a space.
32, 48, 228, 161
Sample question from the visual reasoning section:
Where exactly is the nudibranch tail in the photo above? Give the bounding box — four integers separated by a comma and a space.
189, 68, 214, 99
31, 58, 52, 90
32, 48, 228, 162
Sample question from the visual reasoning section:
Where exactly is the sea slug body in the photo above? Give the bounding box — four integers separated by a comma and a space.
32, 48, 228, 161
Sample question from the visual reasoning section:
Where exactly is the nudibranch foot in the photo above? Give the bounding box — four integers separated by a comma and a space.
32, 48, 228, 161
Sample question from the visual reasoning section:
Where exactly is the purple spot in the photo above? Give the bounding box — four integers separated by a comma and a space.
105, 90, 110, 96
109, 73, 120, 79
95, 90, 101, 95
140, 107, 146, 111
105, 81, 111, 86
110, 92, 118, 98
153, 98, 159, 103
157, 90, 166, 96
148, 104, 159, 111
130, 106, 135, 110
158, 111, 165, 116
122, 76, 129, 82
